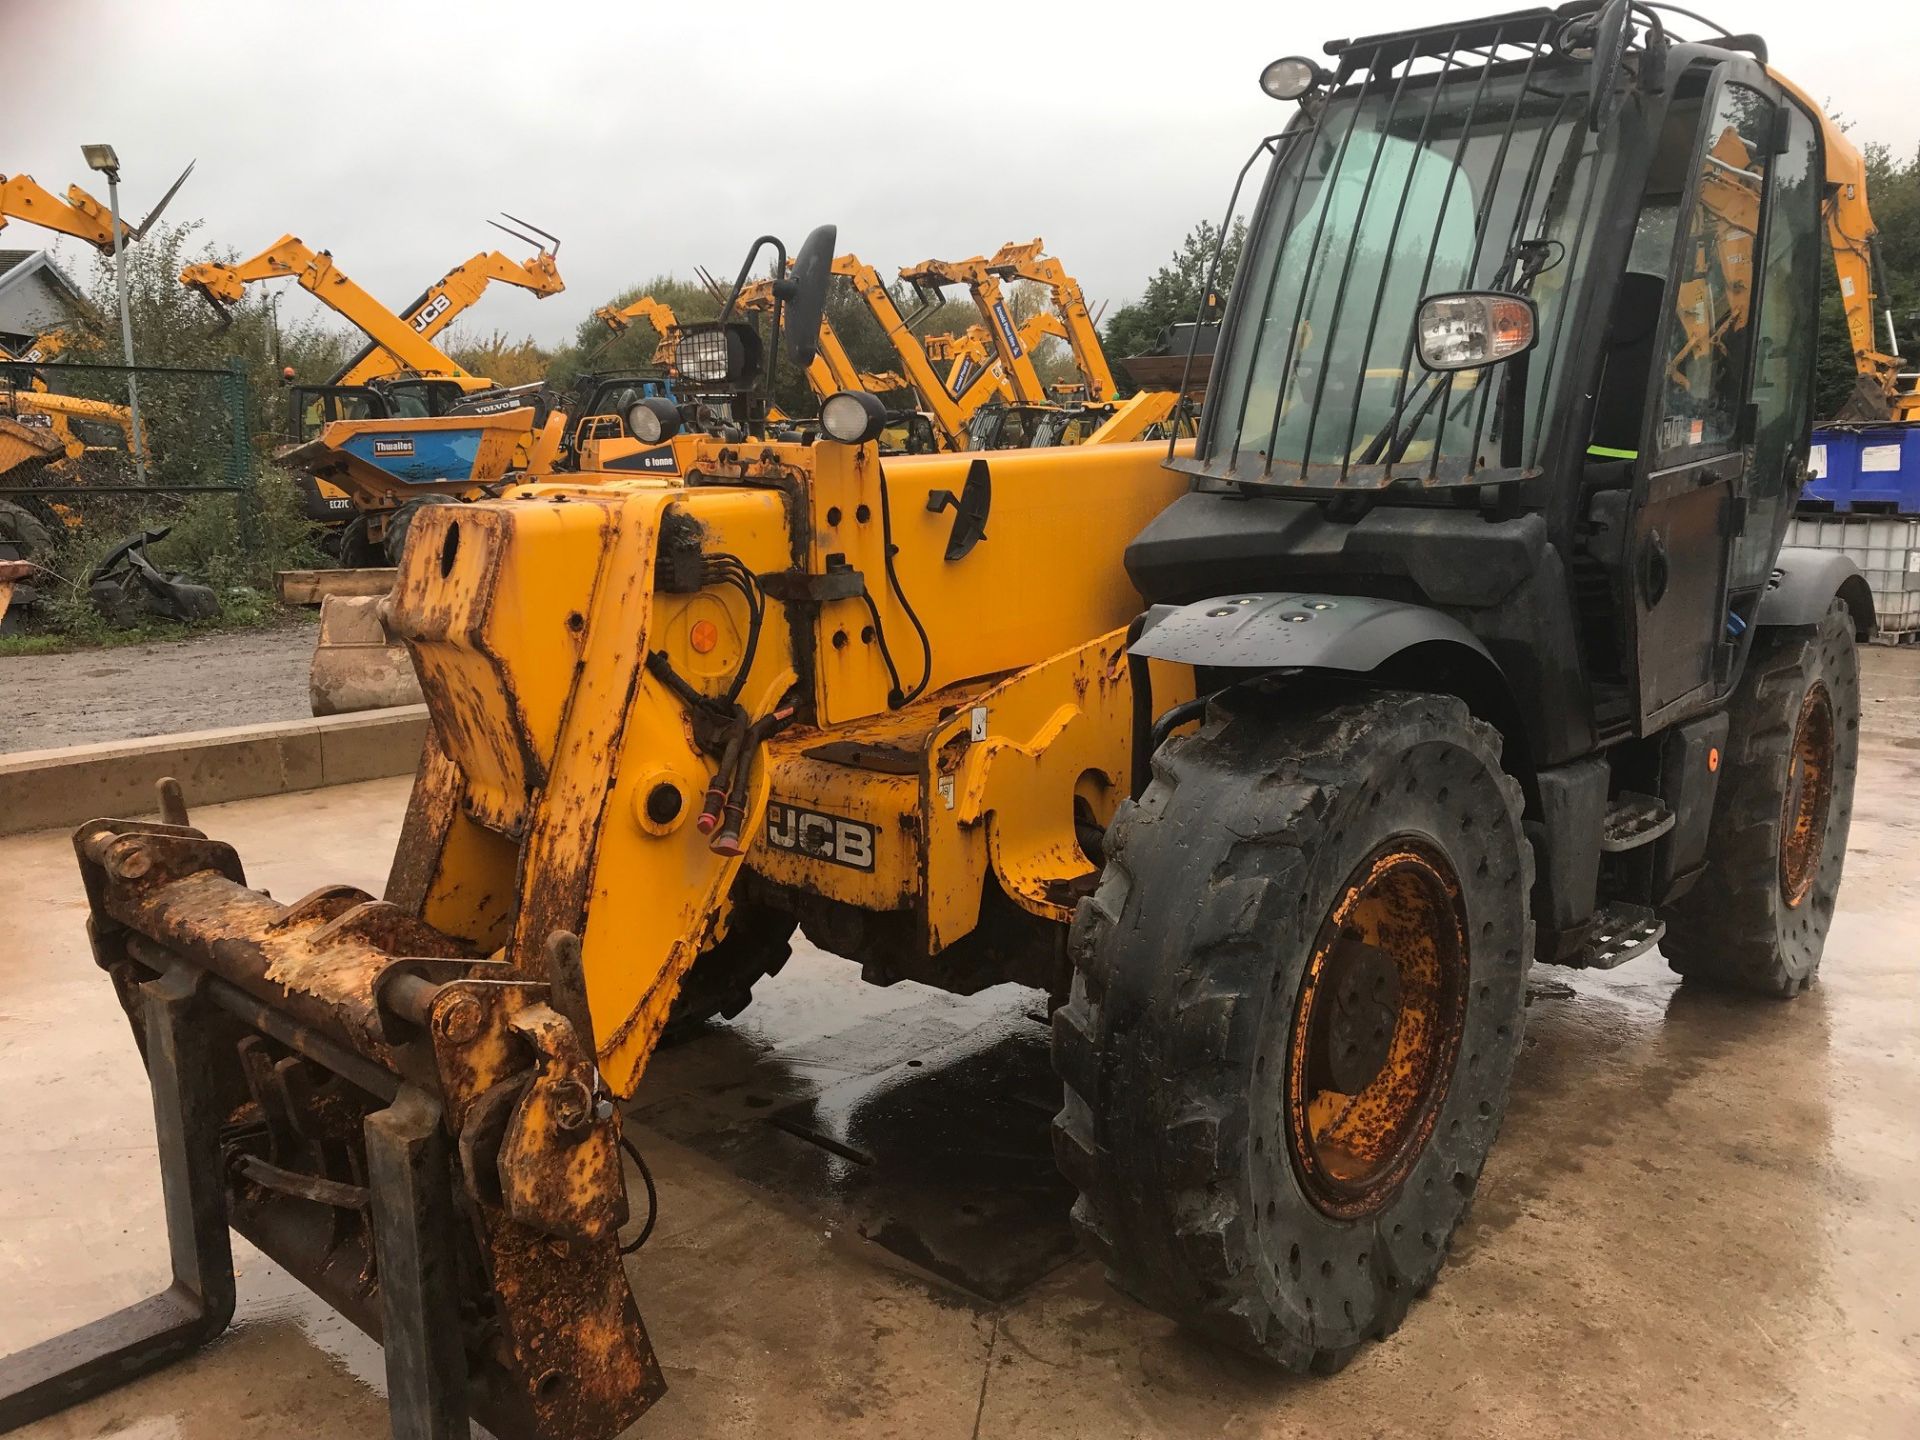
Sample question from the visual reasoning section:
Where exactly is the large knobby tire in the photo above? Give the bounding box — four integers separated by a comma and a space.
660, 900, 797, 1044
0, 499, 54, 562
1663, 599, 1860, 996
384, 496, 460, 567
336, 514, 385, 569
1054, 690, 1533, 1372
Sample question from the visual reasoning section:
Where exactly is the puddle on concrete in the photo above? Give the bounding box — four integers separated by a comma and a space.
630, 953, 1075, 1303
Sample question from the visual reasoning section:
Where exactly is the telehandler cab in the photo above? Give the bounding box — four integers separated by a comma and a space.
0, 5, 1875, 1438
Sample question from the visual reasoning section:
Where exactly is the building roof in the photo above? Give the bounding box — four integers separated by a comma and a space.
0, 249, 88, 311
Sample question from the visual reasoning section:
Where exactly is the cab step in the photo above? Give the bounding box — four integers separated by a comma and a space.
1600, 792, 1675, 852
1571, 902, 1666, 969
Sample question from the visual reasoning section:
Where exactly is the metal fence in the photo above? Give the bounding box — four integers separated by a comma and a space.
0, 354, 265, 563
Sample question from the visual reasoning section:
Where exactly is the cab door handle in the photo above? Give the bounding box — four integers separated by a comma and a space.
1641, 529, 1670, 606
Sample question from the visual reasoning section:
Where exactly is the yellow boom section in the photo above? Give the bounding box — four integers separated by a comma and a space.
899, 252, 1050, 405
1771, 68, 1916, 421
334, 246, 565, 387
835, 254, 1047, 448
180, 236, 479, 383
0, 172, 129, 251
11, 390, 143, 462
594, 296, 684, 367
595, 295, 679, 336
985, 239, 1118, 402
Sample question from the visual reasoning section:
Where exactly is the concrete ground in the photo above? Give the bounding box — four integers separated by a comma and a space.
2, 651, 1917, 1439
0, 617, 317, 754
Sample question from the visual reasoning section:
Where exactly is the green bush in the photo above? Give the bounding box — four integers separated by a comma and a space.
4, 465, 324, 647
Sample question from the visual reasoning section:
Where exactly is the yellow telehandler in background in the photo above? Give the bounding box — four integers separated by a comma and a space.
904, 243, 1183, 449
181, 225, 567, 564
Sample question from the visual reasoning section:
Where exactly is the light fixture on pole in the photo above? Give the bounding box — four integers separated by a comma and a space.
82, 142, 148, 487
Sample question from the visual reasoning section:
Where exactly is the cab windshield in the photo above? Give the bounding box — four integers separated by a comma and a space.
1198, 63, 1603, 491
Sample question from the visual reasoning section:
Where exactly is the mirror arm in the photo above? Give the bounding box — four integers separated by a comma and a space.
1498, 351, 1531, 469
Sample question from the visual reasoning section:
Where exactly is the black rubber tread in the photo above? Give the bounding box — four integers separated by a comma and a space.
1053, 690, 1533, 1372
0, 498, 54, 561
383, 496, 461, 567
659, 900, 797, 1044
1662, 599, 1860, 997
336, 515, 384, 569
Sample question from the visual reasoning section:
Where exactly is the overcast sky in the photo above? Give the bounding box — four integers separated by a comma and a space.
10, 0, 1914, 350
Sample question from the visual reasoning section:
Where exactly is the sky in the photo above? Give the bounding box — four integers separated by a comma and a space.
9, 0, 1914, 350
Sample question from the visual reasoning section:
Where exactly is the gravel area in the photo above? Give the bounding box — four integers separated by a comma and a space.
0, 617, 319, 753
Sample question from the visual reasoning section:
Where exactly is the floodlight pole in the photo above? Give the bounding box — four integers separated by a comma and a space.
91, 152, 148, 486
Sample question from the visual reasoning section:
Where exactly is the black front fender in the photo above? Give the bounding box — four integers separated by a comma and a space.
1126, 591, 1529, 801
1132, 591, 1497, 673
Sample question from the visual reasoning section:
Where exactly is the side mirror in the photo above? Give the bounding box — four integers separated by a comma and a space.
926, 458, 991, 562
783, 224, 838, 369
1415, 292, 1538, 373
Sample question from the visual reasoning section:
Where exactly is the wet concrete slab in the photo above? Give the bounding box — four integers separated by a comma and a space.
638, 990, 1074, 1302
2, 650, 1918, 1438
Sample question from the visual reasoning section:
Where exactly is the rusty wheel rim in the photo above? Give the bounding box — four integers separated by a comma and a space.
1285, 840, 1470, 1219
1780, 682, 1835, 910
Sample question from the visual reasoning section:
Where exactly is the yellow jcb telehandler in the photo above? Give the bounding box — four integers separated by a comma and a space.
0, 7, 1883, 1439
182, 224, 566, 564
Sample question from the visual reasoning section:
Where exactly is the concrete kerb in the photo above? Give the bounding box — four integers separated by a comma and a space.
0, 705, 427, 836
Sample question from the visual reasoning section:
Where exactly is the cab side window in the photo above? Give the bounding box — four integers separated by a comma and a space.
1653, 82, 1774, 463
1732, 103, 1821, 594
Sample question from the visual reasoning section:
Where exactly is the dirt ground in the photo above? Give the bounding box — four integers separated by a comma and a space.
0, 615, 318, 754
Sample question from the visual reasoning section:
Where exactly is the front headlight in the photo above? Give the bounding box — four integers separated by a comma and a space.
820, 390, 889, 445
626, 397, 680, 444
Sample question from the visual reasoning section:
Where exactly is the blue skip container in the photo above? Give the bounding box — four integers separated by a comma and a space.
1802, 424, 1920, 514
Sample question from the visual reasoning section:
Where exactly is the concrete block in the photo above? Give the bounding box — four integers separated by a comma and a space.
0, 706, 429, 836
276, 568, 398, 605
319, 708, 428, 786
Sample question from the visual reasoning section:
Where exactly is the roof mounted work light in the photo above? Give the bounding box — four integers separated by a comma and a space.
1259, 56, 1327, 102
671, 323, 761, 385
